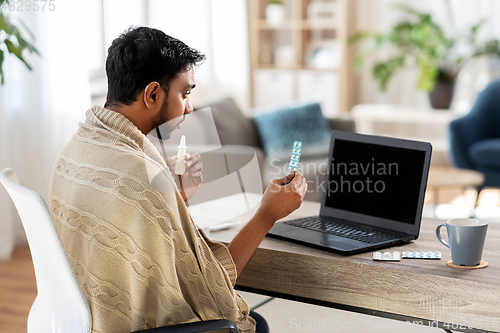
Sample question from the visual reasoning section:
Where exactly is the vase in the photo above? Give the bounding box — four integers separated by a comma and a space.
429, 80, 455, 109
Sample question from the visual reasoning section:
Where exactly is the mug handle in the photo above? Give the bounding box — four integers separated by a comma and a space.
436, 224, 450, 249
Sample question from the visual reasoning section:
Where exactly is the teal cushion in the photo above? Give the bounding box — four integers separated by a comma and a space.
253, 101, 331, 160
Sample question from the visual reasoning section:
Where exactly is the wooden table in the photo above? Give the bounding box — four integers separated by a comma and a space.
189, 193, 500, 333
427, 167, 485, 216
428, 167, 484, 191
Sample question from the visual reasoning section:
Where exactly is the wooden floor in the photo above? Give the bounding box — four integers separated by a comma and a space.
0, 246, 36, 333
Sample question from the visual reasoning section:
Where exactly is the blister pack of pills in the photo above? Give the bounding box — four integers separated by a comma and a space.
372, 251, 401, 261
402, 251, 441, 259
288, 141, 302, 172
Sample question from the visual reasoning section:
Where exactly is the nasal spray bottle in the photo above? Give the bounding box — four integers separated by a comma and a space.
175, 135, 187, 175
175, 135, 187, 203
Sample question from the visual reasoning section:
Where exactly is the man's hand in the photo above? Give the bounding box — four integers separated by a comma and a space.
166, 153, 203, 201
255, 170, 308, 225
228, 171, 307, 276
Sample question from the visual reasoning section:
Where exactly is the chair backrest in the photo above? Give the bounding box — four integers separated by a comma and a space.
467, 79, 500, 137
0, 168, 92, 333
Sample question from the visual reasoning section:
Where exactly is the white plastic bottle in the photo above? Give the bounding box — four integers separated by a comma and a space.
175, 135, 187, 175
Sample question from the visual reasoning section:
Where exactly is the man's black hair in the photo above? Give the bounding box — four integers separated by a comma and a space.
104, 27, 205, 108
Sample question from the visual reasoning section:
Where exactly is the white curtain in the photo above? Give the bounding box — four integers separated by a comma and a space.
355, 0, 500, 111
147, 0, 250, 112
0, 3, 93, 260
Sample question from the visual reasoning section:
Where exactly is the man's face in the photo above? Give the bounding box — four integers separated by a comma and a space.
151, 67, 195, 135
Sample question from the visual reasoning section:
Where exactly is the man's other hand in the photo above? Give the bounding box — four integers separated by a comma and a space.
167, 153, 203, 201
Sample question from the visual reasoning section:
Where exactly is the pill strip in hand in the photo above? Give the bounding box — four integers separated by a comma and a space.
372, 251, 401, 261
288, 141, 302, 172
402, 251, 441, 259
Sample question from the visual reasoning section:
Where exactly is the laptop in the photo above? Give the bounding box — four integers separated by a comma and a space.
267, 130, 432, 254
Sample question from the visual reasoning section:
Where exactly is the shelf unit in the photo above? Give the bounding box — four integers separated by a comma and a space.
248, 0, 357, 116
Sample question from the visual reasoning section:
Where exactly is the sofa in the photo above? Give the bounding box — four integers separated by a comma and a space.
149, 97, 355, 205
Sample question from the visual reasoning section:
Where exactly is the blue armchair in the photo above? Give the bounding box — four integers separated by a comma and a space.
449, 79, 500, 192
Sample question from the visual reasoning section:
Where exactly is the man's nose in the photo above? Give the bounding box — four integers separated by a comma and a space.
185, 101, 193, 114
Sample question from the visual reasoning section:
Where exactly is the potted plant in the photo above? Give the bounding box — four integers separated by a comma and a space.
350, 2, 500, 109
0, 0, 39, 84
265, 0, 285, 27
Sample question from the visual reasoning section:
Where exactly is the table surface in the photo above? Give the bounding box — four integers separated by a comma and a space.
428, 167, 485, 188
189, 193, 500, 333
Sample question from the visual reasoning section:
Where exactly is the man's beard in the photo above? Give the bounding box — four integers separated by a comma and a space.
151, 97, 169, 130
151, 99, 186, 140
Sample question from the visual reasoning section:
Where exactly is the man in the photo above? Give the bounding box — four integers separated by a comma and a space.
50, 27, 307, 333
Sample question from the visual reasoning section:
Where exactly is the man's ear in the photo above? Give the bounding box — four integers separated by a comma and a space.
143, 82, 161, 110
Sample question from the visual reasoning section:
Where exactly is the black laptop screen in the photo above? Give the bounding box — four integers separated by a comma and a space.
324, 139, 426, 225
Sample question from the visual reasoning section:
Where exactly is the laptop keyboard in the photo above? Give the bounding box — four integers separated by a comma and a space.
284, 217, 399, 244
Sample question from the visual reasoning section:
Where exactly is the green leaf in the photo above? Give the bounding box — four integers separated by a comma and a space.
0, 14, 14, 34
348, 30, 379, 44
0, 18, 7, 35
416, 56, 438, 91
15, 33, 39, 55
0, 14, 39, 56
472, 39, 500, 59
0, 49, 4, 84
4, 38, 32, 70
372, 56, 406, 91
374, 34, 389, 47
4, 38, 17, 54
469, 19, 486, 43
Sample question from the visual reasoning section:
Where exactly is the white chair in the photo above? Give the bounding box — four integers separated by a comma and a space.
0, 168, 238, 333
0, 168, 92, 333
